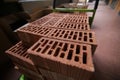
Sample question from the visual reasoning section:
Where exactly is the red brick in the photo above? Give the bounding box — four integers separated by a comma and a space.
48, 29, 97, 54
27, 37, 94, 80
5, 41, 38, 72
17, 25, 54, 47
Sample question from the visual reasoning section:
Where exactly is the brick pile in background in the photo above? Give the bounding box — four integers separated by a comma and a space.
6, 12, 97, 80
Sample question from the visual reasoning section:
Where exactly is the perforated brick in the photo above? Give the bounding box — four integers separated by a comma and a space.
15, 64, 44, 80
27, 37, 94, 80
17, 25, 54, 47
48, 29, 97, 54
5, 41, 38, 72
54, 22, 90, 30
61, 14, 89, 24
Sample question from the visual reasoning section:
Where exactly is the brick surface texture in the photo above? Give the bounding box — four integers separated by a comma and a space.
27, 37, 94, 80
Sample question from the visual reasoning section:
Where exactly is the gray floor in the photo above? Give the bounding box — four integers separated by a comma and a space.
92, 2, 120, 80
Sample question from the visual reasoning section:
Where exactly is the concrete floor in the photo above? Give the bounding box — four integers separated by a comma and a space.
92, 1, 120, 80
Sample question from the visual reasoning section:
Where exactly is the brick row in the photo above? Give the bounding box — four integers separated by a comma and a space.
61, 14, 89, 24
27, 37, 94, 80
5, 41, 38, 72
54, 22, 90, 30
48, 29, 97, 54
17, 25, 54, 47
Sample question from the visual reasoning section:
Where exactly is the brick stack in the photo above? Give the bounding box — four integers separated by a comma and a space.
6, 12, 97, 80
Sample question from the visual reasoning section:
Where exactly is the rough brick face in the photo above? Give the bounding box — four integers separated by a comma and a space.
17, 25, 54, 47
5, 41, 38, 72
48, 29, 97, 54
27, 37, 94, 80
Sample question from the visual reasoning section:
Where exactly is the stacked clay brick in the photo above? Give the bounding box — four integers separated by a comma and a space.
6, 12, 97, 80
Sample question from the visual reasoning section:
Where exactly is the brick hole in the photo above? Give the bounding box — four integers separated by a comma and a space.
84, 33, 87, 35
67, 50, 73, 60
51, 34, 54, 36
83, 52, 87, 64
36, 48, 41, 52
90, 39, 93, 42
71, 24, 73, 26
81, 27, 84, 29
54, 47, 60, 57
23, 53, 27, 57
44, 31, 49, 35
32, 43, 40, 51
68, 36, 71, 39
63, 43, 68, 51
55, 33, 59, 37
64, 34, 68, 38
76, 45, 80, 54
84, 36, 87, 41
89, 33, 92, 38
26, 55, 29, 58
67, 25, 70, 28
70, 44, 74, 48
78, 38, 81, 40
70, 31, 73, 35
59, 42, 63, 46
49, 41, 53, 44
62, 30, 65, 34
78, 24, 80, 27
73, 35, 77, 40
83, 46, 87, 50
67, 31, 69, 33
52, 41, 58, 49
41, 39, 44, 42
59, 35, 62, 37
74, 56, 79, 62
48, 50, 53, 55
75, 32, 78, 34
60, 53, 65, 58
41, 45, 50, 54
54, 30, 58, 33
74, 25, 76, 29
42, 40, 48, 47
79, 32, 82, 37
17, 50, 22, 55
